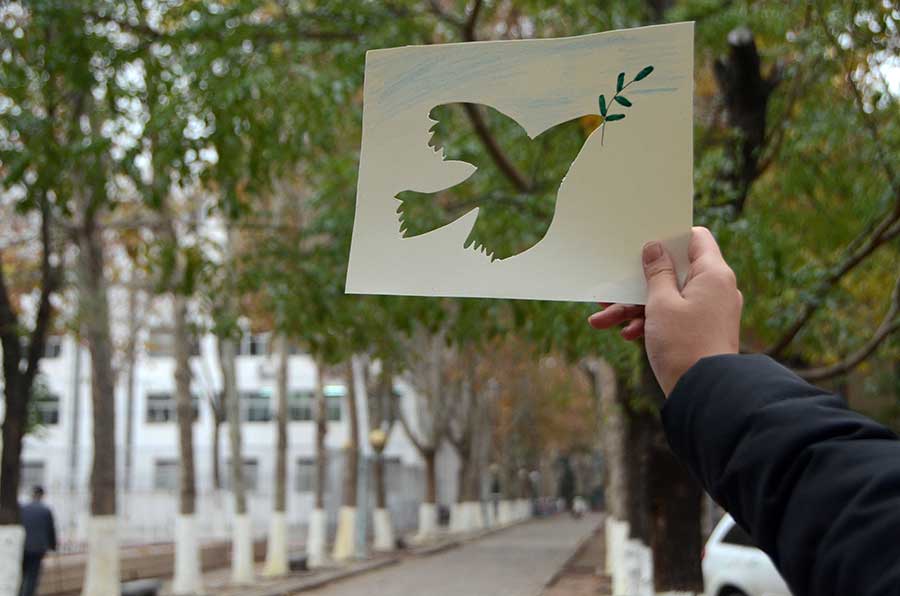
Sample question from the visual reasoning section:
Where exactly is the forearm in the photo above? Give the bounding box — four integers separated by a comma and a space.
662, 354, 900, 596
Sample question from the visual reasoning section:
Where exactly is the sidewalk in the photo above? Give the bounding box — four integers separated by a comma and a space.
298, 514, 602, 596
542, 519, 611, 596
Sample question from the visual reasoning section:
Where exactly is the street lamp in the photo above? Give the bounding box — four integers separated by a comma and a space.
368, 428, 387, 453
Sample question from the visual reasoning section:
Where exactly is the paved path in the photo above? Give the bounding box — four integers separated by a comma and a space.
300, 514, 602, 596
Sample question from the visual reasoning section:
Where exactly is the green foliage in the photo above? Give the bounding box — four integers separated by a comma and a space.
3, 0, 897, 414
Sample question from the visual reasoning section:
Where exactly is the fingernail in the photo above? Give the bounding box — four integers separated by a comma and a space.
642, 242, 662, 264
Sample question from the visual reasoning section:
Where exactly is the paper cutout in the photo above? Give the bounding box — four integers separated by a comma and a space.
346, 22, 694, 304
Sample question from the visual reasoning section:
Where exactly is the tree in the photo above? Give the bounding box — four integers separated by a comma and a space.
263, 333, 290, 576
398, 324, 454, 539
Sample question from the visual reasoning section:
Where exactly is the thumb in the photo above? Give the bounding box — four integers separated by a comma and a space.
642, 241, 679, 300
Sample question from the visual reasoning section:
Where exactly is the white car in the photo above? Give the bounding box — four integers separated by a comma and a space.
702, 514, 792, 596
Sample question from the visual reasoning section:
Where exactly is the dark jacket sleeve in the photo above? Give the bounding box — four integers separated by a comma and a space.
47, 509, 57, 551
662, 354, 900, 596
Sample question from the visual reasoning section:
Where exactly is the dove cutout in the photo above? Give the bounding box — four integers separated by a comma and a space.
395, 102, 587, 261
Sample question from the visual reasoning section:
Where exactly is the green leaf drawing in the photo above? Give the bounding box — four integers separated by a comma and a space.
598, 64, 654, 145
635, 65, 654, 81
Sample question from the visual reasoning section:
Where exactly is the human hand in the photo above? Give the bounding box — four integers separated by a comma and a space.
588, 227, 743, 396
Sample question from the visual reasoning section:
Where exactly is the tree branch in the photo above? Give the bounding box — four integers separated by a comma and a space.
427, 0, 465, 29
396, 401, 427, 455
462, 103, 532, 193
24, 192, 62, 387
0, 248, 22, 383
795, 273, 900, 382
462, 0, 484, 42
766, 182, 900, 358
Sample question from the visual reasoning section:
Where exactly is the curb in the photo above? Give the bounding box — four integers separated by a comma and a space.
542, 515, 605, 590
267, 557, 400, 595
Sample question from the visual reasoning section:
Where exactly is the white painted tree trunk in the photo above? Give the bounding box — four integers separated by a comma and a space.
498, 500, 512, 525
471, 502, 485, 530
307, 508, 327, 567
172, 514, 203, 594
0, 526, 24, 596
81, 515, 119, 596
373, 508, 395, 551
448, 503, 465, 533
485, 501, 497, 527
608, 518, 630, 591
331, 506, 356, 561
417, 502, 437, 539
262, 511, 288, 576
231, 513, 254, 584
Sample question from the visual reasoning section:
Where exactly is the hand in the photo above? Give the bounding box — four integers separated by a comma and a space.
588, 227, 743, 396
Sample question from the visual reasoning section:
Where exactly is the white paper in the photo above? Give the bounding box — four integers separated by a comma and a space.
346, 22, 693, 304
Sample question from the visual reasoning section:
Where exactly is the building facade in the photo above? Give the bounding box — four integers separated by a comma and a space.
17, 331, 457, 549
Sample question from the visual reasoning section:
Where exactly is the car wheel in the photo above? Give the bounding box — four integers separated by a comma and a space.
719, 588, 748, 596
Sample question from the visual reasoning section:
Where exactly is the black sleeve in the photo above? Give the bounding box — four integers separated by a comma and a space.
47, 510, 57, 551
662, 354, 900, 596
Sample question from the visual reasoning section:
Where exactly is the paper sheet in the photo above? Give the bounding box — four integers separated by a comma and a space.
346, 22, 694, 304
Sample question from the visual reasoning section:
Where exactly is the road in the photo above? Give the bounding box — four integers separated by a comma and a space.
300, 514, 602, 596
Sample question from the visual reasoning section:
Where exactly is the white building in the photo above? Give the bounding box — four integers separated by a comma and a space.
18, 330, 457, 549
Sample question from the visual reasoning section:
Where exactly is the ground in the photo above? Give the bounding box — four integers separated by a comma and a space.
298, 514, 606, 596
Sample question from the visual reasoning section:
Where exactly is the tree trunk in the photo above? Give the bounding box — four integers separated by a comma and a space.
0, 381, 26, 526
77, 210, 120, 596
220, 336, 246, 513
211, 416, 222, 491
174, 295, 196, 516
650, 436, 704, 590
374, 451, 387, 509
122, 280, 139, 493
332, 361, 360, 561
423, 449, 437, 504
69, 333, 83, 493
264, 334, 290, 576
219, 334, 253, 582
308, 359, 328, 567
585, 358, 628, 520
273, 335, 289, 514
171, 292, 203, 594
456, 449, 470, 503
621, 399, 653, 543
314, 359, 328, 510
342, 361, 359, 508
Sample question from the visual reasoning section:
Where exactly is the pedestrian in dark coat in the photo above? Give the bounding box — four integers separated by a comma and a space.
19, 485, 57, 596
589, 226, 900, 596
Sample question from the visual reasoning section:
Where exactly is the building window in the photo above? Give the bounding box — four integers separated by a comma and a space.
239, 333, 268, 356
241, 391, 271, 422
20, 461, 45, 491
224, 459, 259, 492
324, 384, 345, 421
153, 459, 179, 491
146, 392, 200, 423
34, 393, 60, 426
288, 389, 343, 421
295, 457, 315, 493
146, 327, 175, 358
147, 327, 201, 358
289, 391, 314, 421
44, 337, 62, 359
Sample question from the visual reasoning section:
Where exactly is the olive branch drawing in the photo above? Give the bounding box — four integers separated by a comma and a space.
598, 65, 654, 145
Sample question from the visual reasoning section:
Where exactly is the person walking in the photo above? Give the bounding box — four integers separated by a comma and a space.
19, 485, 57, 596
